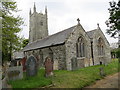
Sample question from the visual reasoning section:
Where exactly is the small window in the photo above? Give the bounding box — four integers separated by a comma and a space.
40, 21, 43, 26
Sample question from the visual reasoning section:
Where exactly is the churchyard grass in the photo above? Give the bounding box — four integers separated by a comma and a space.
52, 59, 119, 88
8, 69, 52, 88
9, 59, 119, 88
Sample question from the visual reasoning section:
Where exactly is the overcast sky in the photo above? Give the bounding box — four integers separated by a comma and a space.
14, 0, 118, 43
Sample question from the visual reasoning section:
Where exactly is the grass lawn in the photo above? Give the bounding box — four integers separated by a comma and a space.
52, 60, 119, 88
8, 69, 52, 88
9, 59, 119, 88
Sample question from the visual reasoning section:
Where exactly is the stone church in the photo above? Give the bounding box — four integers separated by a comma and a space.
23, 4, 111, 70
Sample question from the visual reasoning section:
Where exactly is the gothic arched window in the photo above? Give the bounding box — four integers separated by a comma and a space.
98, 38, 104, 56
76, 36, 85, 57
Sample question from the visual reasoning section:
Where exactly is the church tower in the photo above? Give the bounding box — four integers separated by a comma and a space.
29, 3, 48, 43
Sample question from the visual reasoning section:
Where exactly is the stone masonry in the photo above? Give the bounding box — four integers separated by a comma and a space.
29, 3, 48, 43
23, 4, 111, 71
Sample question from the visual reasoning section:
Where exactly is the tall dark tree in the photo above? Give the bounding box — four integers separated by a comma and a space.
106, 0, 120, 47
1, 1, 23, 62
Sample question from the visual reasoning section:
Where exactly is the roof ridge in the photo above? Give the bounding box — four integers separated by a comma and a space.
23, 25, 77, 51
28, 25, 77, 44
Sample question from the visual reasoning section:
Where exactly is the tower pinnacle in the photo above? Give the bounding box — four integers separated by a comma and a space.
34, 2, 36, 12
29, 8, 31, 15
45, 6, 47, 15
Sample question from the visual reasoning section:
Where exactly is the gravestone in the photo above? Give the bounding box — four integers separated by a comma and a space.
99, 67, 105, 77
71, 57, 77, 70
7, 70, 20, 80
7, 66, 23, 81
26, 56, 37, 77
44, 57, 53, 77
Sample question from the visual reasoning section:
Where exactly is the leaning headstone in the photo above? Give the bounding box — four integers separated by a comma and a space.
26, 56, 37, 77
99, 67, 105, 77
7, 66, 23, 80
71, 57, 77, 70
44, 57, 53, 77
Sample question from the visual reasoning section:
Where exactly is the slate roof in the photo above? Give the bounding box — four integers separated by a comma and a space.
86, 29, 97, 39
23, 25, 77, 51
87, 29, 110, 45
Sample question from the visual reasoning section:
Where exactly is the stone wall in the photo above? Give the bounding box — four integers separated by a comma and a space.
50, 45, 66, 70
25, 44, 66, 70
92, 28, 111, 65
65, 25, 91, 70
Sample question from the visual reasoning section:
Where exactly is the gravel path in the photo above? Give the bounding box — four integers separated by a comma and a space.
86, 72, 120, 88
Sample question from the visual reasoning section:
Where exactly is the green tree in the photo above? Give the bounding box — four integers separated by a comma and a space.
106, 0, 120, 38
111, 48, 120, 58
106, 0, 120, 62
22, 39, 29, 48
2, 1, 23, 62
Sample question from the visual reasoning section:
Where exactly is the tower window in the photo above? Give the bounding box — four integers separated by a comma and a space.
40, 21, 43, 26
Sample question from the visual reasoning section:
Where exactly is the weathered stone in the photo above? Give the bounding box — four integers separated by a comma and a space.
99, 67, 105, 77
23, 5, 111, 71
26, 56, 37, 76
53, 60, 58, 70
44, 57, 53, 77
29, 4, 48, 43
71, 57, 77, 70
87, 29, 111, 65
7, 66, 23, 80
